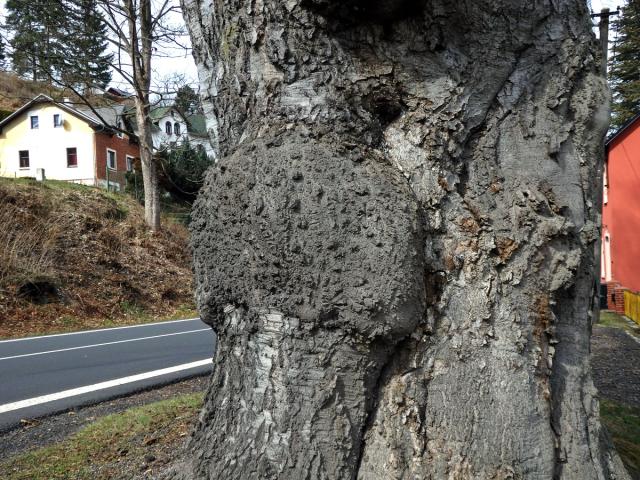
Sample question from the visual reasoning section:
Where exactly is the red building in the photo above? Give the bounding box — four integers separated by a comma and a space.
601, 114, 640, 306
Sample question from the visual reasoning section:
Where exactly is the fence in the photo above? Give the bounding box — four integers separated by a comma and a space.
624, 290, 640, 326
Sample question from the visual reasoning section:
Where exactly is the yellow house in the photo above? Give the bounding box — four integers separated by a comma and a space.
0, 94, 140, 190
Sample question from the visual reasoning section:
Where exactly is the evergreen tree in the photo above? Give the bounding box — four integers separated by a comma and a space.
0, 33, 6, 70
5, 0, 111, 87
174, 85, 202, 115
6, 0, 66, 82
610, 0, 640, 129
62, 0, 113, 90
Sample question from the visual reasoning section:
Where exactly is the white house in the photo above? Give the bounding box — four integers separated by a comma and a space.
0, 94, 140, 190
149, 106, 214, 157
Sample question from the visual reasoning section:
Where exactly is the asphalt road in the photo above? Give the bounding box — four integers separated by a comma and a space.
0, 318, 216, 431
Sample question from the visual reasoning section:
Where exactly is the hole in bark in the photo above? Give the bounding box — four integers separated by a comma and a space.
303, 0, 427, 24
363, 91, 404, 129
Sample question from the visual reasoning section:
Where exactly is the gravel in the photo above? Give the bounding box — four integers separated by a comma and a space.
592, 325, 640, 408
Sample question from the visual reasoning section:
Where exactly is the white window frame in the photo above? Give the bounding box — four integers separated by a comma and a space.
53, 113, 63, 128
116, 120, 124, 139
107, 148, 117, 170
603, 162, 609, 205
30, 115, 39, 129
126, 155, 134, 172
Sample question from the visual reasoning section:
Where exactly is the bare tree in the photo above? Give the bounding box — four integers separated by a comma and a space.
165, 0, 631, 478
98, 0, 189, 231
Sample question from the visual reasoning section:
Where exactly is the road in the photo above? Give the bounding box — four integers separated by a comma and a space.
0, 318, 216, 431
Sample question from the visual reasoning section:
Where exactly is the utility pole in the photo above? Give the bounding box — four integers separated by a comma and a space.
592, 7, 620, 77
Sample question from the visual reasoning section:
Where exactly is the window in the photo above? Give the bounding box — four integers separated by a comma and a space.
53, 114, 63, 128
603, 162, 609, 205
107, 149, 117, 170
19, 150, 29, 169
174, 122, 181, 136
165, 121, 172, 135
116, 120, 124, 139
67, 147, 77, 167
30, 116, 39, 129
126, 155, 134, 172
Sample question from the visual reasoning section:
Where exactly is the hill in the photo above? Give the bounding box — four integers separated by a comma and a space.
0, 71, 117, 119
0, 178, 195, 338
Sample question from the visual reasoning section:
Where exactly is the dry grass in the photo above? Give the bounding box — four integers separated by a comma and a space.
0, 71, 118, 115
0, 202, 60, 287
0, 178, 195, 338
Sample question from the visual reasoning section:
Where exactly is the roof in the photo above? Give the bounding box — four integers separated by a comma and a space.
0, 94, 126, 135
124, 105, 207, 137
606, 112, 640, 147
186, 114, 207, 136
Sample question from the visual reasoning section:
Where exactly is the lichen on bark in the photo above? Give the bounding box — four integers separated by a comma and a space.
169, 0, 630, 478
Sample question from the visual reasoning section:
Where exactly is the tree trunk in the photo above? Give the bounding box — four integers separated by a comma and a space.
173, 0, 630, 478
134, 97, 160, 231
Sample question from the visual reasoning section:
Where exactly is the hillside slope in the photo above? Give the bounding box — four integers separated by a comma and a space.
0, 178, 195, 338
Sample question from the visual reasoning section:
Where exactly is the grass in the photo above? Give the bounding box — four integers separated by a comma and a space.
0, 392, 204, 480
601, 399, 640, 478
598, 310, 640, 339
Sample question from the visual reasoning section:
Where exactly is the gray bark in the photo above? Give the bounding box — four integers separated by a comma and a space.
172, 0, 629, 478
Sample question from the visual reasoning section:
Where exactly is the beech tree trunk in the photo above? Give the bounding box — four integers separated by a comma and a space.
172, 0, 630, 478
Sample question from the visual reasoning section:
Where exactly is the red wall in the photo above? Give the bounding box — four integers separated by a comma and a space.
603, 118, 640, 292
95, 132, 140, 181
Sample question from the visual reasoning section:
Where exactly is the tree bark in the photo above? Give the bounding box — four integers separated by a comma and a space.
126, 0, 161, 232
173, 0, 629, 478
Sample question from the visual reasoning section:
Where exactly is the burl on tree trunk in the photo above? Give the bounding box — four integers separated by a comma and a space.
171, 0, 629, 478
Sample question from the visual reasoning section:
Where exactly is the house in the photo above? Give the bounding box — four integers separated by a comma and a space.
0, 94, 139, 191
601, 113, 640, 310
148, 106, 214, 158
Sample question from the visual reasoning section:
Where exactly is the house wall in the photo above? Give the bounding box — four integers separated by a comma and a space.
151, 109, 215, 157
152, 110, 188, 150
189, 135, 216, 158
95, 132, 140, 191
602, 119, 640, 292
0, 104, 95, 184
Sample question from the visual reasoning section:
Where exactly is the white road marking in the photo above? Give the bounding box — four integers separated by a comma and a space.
0, 329, 211, 361
0, 318, 203, 344
0, 359, 212, 414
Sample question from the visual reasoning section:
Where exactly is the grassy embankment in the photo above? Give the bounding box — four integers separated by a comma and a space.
0, 177, 196, 338
0, 393, 204, 480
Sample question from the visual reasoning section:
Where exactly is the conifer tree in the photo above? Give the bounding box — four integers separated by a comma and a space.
610, 0, 640, 128
62, 0, 113, 90
174, 85, 201, 115
6, 0, 66, 82
5, 0, 111, 87
0, 34, 6, 70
